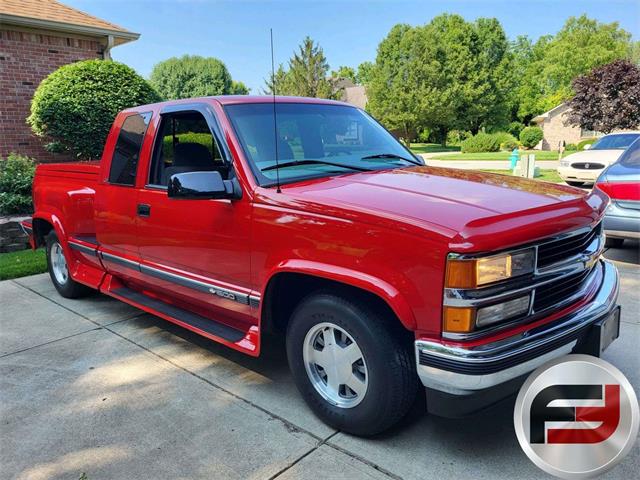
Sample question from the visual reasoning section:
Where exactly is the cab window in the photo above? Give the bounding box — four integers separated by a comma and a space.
148, 111, 227, 187
108, 112, 151, 186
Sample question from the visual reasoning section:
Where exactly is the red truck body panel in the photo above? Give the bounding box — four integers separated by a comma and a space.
29, 96, 609, 358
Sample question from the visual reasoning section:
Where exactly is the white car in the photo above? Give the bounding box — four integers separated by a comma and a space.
558, 132, 640, 186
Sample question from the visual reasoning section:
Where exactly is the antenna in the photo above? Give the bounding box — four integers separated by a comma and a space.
270, 28, 281, 193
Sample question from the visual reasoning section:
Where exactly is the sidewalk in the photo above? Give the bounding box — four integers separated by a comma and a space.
420, 153, 559, 170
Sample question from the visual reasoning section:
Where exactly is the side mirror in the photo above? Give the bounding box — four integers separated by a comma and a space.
583, 144, 592, 150
168, 171, 240, 200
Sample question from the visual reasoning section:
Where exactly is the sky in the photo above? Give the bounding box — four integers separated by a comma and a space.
64, 0, 640, 93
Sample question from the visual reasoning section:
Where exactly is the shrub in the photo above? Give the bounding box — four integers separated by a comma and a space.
461, 132, 501, 153
447, 130, 472, 146
493, 132, 519, 151
28, 60, 161, 160
565, 143, 578, 151
519, 126, 544, 149
507, 121, 525, 138
577, 138, 598, 150
0, 153, 36, 215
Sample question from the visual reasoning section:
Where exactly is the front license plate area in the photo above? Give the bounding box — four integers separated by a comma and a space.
598, 306, 621, 354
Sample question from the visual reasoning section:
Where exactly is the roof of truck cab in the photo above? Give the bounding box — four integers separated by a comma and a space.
122, 95, 354, 113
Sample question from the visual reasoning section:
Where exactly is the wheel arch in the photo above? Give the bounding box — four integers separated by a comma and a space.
260, 261, 417, 336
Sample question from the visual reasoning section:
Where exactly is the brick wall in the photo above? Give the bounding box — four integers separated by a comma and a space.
0, 28, 104, 162
537, 104, 585, 151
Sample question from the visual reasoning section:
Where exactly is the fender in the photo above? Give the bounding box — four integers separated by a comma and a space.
263, 259, 417, 330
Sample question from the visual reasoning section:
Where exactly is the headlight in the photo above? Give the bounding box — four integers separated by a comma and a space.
445, 248, 536, 289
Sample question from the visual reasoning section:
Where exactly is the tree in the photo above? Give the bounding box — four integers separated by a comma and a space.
567, 60, 640, 133
356, 61, 375, 85
331, 66, 357, 82
367, 15, 513, 143
516, 15, 634, 120
150, 55, 240, 99
230, 80, 250, 95
263, 37, 336, 99
28, 60, 161, 159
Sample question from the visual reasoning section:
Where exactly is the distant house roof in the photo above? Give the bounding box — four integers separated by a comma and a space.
0, 0, 139, 45
532, 103, 570, 124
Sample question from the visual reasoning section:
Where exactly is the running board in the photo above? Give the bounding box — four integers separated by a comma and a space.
111, 286, 246, 343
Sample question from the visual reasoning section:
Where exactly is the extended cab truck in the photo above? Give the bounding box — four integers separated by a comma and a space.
22, 96, 620, 436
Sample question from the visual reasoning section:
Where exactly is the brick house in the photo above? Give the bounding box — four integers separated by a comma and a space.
532, 103, 600, 151
0, 0, 139, 162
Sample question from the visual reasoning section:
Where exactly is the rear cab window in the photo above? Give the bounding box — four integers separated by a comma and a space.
108, 112, 152, 186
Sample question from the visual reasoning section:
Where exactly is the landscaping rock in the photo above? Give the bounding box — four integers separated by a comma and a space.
0, 215, 31, 253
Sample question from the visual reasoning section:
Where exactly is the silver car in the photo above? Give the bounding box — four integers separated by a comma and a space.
596, 138, 640, 247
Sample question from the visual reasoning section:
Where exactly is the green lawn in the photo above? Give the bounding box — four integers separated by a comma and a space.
480, 169, 564, 183
409, 143, 461, 155
430, 150, 564, 161
0, 248, 47, 281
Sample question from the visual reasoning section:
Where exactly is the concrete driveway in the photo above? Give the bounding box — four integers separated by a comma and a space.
1, 245, 638, 480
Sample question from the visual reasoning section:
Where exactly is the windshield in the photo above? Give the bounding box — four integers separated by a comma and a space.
591, 133, 640, 150
224, 103, 421, 186
619, 138, 640, 167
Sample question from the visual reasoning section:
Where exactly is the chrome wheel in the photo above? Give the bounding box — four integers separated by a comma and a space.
50, 242, 69, 285
302, 322, 368, 408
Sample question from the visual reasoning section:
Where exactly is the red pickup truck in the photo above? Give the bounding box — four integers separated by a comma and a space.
22, 96, 620, 436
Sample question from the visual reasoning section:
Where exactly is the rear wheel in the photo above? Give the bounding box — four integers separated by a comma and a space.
286, 292, 418, 436
605, 237, 624, 248
45, 231, 91, 298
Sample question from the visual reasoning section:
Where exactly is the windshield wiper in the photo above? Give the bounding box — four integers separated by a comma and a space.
361, 153, 423, 166
261, 159, 371, 172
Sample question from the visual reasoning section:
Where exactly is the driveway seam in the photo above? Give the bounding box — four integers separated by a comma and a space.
0, 327, 102, 359
324, 441, 404, 480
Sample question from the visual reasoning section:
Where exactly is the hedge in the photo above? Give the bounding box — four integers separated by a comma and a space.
0, 153, 36, 215
519, 126, 544, 149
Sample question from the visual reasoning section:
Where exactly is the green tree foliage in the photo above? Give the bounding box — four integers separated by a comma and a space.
367, 15, 513, 143
356, 61, 375, 85
331, 66, 357, 82
516, 15, 633, 120
150, 55, 244, 99
230, 80, 250, 95
0, 153, 36, 215
28, 60, 161, 159
567, 60, 640, 133
264, 37, 336, 98
519, 126, 544, 148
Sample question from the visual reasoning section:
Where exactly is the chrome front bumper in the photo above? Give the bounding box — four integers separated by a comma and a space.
416, 259, 619, 395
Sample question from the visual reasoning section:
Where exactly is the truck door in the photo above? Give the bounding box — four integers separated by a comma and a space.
135, 104, 254, 329
94, 111, 151, 281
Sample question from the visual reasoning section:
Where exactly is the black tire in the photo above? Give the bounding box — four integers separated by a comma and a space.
605, 237, 624, 248
45, 231, 91, 298
566, 181, 584, 187
286, 291, 418, 436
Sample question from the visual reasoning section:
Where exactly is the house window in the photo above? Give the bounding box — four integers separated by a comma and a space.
581, 128, 599, 138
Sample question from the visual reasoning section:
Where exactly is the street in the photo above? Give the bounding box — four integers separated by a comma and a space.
1, 244, 638, 480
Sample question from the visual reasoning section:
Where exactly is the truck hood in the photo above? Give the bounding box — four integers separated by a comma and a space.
270, 166, 607, 251
566, 149, 624, 165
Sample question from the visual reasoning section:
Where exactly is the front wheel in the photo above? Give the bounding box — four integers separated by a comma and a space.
45, 231, 91, 298
286, 292, 418, 436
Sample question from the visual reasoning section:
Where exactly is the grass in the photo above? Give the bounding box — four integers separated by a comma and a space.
430, 150, 564, 161
480, 169, 564, 183
409, 143, 461, 155
0, 248, 47, 281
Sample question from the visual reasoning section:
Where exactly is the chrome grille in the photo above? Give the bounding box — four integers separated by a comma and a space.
533, 268, 592, 313
537, 223, 602, 269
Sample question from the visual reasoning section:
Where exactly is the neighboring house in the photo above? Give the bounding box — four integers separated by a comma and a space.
532, 103, 601, 151
335, 78, 368, 110
0, 0, 139, 162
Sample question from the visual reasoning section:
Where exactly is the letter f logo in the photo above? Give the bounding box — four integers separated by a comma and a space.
530, 384, 620, 444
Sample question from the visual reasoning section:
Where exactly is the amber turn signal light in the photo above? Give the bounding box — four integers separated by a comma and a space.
445, 259, 477, 289
443, 306, 476, 333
